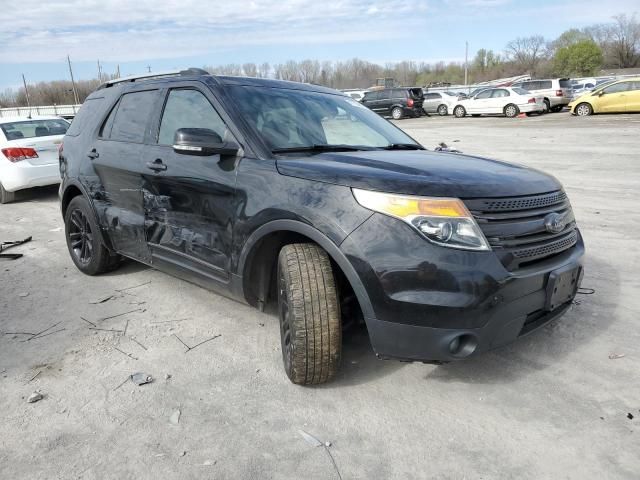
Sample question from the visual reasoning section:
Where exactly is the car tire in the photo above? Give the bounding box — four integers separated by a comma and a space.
551, 105, 564, 113
543, 99, 551, 114
391, 107, 403, 120
437, 104, 448, 116
504, 104, 519, 118
64, 195, 121, 275
277, 243, 341, 385
0, 182, 16, 204
453, 106, 466, 118
575, 103, 593, 116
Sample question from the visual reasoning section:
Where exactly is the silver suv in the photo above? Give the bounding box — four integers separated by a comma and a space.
512, 78, 572, 113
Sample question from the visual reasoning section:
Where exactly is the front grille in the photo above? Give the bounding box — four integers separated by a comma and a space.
465, 191, 578, 270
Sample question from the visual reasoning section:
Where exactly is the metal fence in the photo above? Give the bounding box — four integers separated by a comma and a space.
0, 104, 82, 119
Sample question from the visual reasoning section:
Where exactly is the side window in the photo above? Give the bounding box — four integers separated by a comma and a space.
491, 89, 509, 98
99, 100, 119, 138
540, 80, 552, 89
603, 82, 630, 94
158, 89, 228, 146
364, 91, 379, 101
380, 90, 391, 100
109, 90, 157, 143
66, 97, 104, 137
630, 82, 640, 91
476, 90, 493, 99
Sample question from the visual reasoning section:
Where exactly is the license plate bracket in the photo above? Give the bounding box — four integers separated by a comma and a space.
545, 264, 581, 311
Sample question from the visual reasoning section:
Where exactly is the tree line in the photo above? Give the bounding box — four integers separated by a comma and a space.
1, 13, 638, 108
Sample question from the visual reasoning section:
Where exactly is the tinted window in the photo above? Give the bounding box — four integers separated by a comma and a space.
425, 93, 440, 100
380, 90, 391, 100
603, 82, 630, 94
363, 91, 379, 101
1, 118, 69, 140
539, 80, 552, 89
512, 87, 531, 96
158, 89, 227, 145
476, 90, 493, 99
66, 97, 103, 136
559, 79, 571, 88
109, 90, 157, 143
491, 89, 510, 98
521, 82, 535, 90
408, 88, 423, 99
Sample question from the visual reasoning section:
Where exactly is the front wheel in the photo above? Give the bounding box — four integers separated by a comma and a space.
575, 103, 593, 116
453, 106, 466, 118
437, 104, 448, 116
0, 182, 16, 204
277, 243, 341, 385
504, 104, 519, 118
391, 107, 403, 120
64, 196, 121, 275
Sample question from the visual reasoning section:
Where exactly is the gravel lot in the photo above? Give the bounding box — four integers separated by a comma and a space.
1, 113, 639, 479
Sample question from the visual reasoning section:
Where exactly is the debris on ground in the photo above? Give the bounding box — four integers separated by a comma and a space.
131, 372, 153, 386
27, 391, 43, 403
179, 451, 186, 457
89, 294, 116, 304
628, 413, 634, 420
434, 142, 461, 153
0, 236, 32, 260
18, 292, 29, 298
608, 353, 625, 360
114, 347, 138, 360
169, 409, 181, 425
172, 333, 221, 353
164, 373, 172, 381
299, 430, 323, 447
202, 460, 216, 466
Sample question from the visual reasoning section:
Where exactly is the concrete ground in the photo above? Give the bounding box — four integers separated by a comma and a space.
1, 112, 639, 479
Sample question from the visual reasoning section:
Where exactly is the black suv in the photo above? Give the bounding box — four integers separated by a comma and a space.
59, 69, 584, 385
361, 87, 425, 119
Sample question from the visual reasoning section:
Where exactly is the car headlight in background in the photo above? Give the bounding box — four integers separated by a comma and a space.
352, 188, 490, 251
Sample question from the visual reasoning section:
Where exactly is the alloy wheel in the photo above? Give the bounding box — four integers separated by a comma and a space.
576, 104, 592, 116
68, 208, 94, 264
278, 268, 293, 372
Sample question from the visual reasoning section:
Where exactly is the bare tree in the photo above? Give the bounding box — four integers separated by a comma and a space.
505, 35, 547, 74
607, 14, 640, 68
242, 63, 258, 77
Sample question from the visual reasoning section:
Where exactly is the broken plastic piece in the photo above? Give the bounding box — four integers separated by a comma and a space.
131, 372, 153, 385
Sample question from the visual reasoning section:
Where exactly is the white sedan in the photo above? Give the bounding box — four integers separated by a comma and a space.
0, 116, 69, 203
452, 87, 545, 118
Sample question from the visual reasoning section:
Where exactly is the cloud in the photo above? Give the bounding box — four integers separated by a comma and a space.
0, 0, 429, 63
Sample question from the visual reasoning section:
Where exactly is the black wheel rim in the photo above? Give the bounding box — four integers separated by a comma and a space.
278, 268, 293, 372
68, 208, 93, 265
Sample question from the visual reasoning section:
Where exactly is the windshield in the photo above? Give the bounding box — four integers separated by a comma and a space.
227, 85, 420, 153
1, 118, 69, 140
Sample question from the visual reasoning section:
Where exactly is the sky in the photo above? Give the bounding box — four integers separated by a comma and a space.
0, 0, 638, 91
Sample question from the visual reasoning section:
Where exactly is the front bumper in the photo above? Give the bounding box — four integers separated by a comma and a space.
341, 213, 585, 362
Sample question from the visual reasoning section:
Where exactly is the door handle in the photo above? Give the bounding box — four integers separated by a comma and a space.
87, 149, 99, 159
146, 159, 167, 172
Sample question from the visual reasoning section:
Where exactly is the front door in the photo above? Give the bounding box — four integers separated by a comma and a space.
595, 81, 631, 113
625, 81, 640, 112
468, 89, 493, 114
142, 86, 240, 283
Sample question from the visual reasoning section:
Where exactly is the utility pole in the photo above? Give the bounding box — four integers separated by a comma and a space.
146, 65, 151, 73
21, 74, 32, 116
116, 64, 121, 78
97, 60, 102, 83
464, 41, 469, 86
67, 55, 80, 105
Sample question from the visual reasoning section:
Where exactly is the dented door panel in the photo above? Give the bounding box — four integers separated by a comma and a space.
142, 144, 237, 277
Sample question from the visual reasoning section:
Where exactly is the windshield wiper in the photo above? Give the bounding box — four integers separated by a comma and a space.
381, 143, 424, 150
272, 144, 376, 154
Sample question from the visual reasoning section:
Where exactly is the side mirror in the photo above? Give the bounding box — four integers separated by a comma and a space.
597, 91, 605, 97
173, 128, 239, 156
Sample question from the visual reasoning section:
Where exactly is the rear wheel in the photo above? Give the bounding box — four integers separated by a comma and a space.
64, 196, 121, 275
453, 106, 466, 118
543, 99, 551, 114
504, 104, 519, 118
550, 105, 564, 113
0, 182, 16, 204
575, 103, 593, 116
391, 107, 403, 120
277, 243, 341, 385
437, 104, 448, 116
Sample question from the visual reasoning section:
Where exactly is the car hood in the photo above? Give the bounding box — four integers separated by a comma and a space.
276, 150, 562, 198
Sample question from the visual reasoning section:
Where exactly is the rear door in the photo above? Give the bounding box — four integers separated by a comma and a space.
489, 89, 511, 113
91, 88, 159, 262
625, 81, 640, 112
422, 93, 439, 113
141, 85, 240, 281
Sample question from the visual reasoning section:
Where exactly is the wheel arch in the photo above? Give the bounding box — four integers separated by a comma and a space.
238, 219, 375, 319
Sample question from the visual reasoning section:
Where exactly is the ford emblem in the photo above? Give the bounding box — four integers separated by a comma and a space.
544, 213, 566, 234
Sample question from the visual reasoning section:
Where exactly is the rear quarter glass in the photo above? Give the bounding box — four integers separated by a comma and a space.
66, 97, 105, 136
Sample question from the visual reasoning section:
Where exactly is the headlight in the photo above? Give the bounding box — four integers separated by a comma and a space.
352, 188, 490, 251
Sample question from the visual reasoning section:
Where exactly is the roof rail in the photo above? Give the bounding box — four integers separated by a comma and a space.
99, 68, 210, 89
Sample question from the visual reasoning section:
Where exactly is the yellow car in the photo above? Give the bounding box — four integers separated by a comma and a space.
569, 77, 640, 116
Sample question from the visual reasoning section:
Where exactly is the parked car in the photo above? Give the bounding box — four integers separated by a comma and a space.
0, 116, 70, 203
341, 89, 367, 102
571, 78, 617, 100
452, 87, 545, 118
568, 77, 640, 116
422, 91, 460, 115
512, 78, 572, 112
59, 69, 584, 385
361, 87, 425, 119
